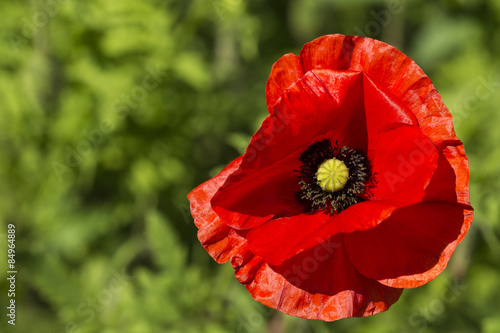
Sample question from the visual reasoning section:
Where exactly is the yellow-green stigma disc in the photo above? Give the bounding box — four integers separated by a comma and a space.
316, 158, 349, 192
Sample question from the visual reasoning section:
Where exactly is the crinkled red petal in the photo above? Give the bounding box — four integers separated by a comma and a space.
246, 201, 397, 266
300, 34, 359, 72
306, 35, 467, 189
361, 74, 418, 149
188, 157, 247, 263
269, 34, 465, 175
244, 234, 403, 321
370, 124, 439, 203
423, 143, 473, 250
424, 143, 471, 208
352, 144, 473, 289
344, 202, 473, 288
266, 53, 304, 113
189, 156, 402, 321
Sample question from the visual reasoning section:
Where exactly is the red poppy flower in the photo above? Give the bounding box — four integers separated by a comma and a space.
188, 34, 473, 321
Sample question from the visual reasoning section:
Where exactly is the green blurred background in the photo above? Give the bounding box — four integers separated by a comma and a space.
0, 0, 499, 332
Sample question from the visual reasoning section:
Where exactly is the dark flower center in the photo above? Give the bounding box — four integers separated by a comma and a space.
296, 139, 370, 214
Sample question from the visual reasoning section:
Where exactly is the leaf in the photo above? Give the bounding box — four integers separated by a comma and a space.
145, 210, 186, 269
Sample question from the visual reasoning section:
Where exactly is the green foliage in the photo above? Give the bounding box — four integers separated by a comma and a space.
0, 0, 499, 332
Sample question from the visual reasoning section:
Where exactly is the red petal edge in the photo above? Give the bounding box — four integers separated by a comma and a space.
268, 34, 460, 145
246, 234, 403, 321
188, 157, 247, 263
266, 53, 304, 113
344, 202, 473, 289
188, 157, 403, 321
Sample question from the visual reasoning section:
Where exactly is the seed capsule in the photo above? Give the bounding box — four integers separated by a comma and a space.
316, 158, 349, 192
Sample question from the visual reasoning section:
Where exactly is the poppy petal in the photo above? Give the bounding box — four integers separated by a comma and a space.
265, 53, 304, 113
300, 34, 359, 72
247, 200, 398, 266
362, 74, 418, 146
299, 34, 458, 145
344, 202, 473, 288
424, 143, 471, 208
243, 234, 403, 321
354, 41, 458, 145
246, 125, 438, 266
212, 70, 367, 230
421, 144, 473, 264
188, 157, 247, 263
371, 124, 439, 204
212, 150, 304, 229
349, 36, 459, 145
245, 69, 367, 170
190, 159, 403, 320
